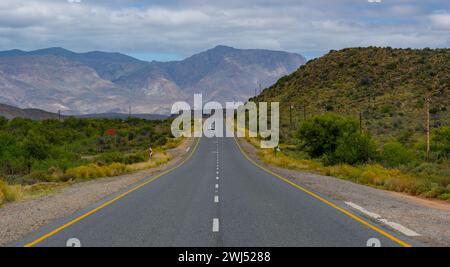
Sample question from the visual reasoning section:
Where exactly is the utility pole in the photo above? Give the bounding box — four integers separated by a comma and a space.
128, 105, 131, 119
359, 112, 363, 133
58, 110, 61, 121
289, 104, 293, 131
425, 96, 431, 161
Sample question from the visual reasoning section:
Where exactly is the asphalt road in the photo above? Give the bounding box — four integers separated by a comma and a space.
17, 135, 414, 247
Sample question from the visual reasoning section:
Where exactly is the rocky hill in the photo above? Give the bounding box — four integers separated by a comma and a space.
252, 47, 449, 140
0, 103, 60, 120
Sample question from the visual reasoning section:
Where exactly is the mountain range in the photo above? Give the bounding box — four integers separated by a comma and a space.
0, 103, 61, 120
0, 46, 305, 114
0, 102, 169, 121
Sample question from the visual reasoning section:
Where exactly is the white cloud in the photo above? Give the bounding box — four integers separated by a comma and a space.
430, 12, 450, 29
0, 0, 447, 58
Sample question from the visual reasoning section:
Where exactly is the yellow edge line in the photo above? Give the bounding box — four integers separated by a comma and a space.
25, 138, 201, 247
233, 137, 412, 248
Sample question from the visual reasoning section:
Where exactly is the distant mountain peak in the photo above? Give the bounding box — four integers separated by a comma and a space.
0, 46, 306, 114
211, 45, 235, 51
36, 47, 69, 52
0, 49, 26, 56
32, 47, 75, 55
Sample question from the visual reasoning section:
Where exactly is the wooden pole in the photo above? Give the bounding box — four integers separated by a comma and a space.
425, 97, 431, 161
289, 104, 293, 131
359, 112, 362, 133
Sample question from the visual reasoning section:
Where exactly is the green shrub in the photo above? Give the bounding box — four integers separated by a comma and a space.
31, 157, 86, 173
328, 132, 378, 165
297, 113, 359, 158
95, 151, 125, 165
23, 166, 66, 184
123, 151, 147, 164
432, 126, 450, 159
95, 151, 148, 165
297, 113, 376, 165
380, 142, 415, 167
21, 130, 51, 161
24, 170, 53, 184
0, 116, 7, 129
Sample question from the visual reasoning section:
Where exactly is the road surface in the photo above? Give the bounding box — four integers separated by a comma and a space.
17, 135, 415, 247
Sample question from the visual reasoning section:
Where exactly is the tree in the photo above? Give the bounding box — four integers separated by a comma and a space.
0, 132, 27, 175
297, 113, 376, 165
296, 113, 359, 158
8, 117, 33, 136
22, 130, 51, 161
0, 116, 8, 129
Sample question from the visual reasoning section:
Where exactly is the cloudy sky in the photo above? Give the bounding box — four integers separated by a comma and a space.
0, 0, 449, 60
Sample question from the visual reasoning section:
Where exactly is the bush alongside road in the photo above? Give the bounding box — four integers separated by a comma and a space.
251, 113, 450, 201
0, 116, 179, 206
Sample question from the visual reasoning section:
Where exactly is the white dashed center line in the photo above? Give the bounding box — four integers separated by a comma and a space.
213, 139, 220, 233
212, 218, 219, 232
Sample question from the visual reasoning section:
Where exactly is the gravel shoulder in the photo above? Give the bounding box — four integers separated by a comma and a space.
0, 138, 195, 246
238, 138, 450, 247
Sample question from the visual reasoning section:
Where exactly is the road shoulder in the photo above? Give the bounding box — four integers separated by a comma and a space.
237, 138, 450, 247
0, 138, 195, 247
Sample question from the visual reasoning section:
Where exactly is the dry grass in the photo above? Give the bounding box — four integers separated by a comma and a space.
0, 150, 174, 207
22, 182, 70, 199
258, 149, 322, 171
253, 140, 450, 201
160, 138, 183, 150
65, 163, 126, 180
65, 152, 172, 180
0, 180, 23, 205
125, 152, 172, 172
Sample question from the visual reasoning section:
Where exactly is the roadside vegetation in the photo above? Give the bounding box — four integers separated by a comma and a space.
247, 113, 450, 201
247, 47, 449, 201
0, 116, 180, 206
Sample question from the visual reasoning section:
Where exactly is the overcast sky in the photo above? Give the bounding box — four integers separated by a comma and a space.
0, 0, 449, 60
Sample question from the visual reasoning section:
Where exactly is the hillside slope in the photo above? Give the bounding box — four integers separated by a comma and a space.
252, 47, 450, 140
0, 103, 60, 120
